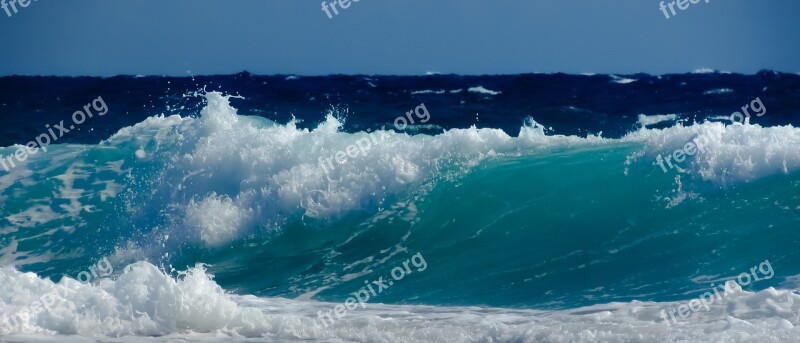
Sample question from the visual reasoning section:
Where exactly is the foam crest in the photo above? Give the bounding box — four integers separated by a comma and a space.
624, 121, 800, 185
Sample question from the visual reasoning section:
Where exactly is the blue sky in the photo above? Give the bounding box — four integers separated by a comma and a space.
0, 0, 798, 76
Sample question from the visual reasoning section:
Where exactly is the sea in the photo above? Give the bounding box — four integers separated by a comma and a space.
0, 71, 799, 342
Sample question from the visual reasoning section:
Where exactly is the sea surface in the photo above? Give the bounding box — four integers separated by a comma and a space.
1, 71, 799, 342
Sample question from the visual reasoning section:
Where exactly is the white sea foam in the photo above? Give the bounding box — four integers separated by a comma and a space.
693, 68, 716, 74
703, 88, 734, 95
0, 262, 268, 338
1, 262, 799, 342
467, 86, 501, 95
624, 121, 800, 185
185, 194, 254, 247
409, 89, 446, 95
609, 75, 637, 84
637, 114, 678, 127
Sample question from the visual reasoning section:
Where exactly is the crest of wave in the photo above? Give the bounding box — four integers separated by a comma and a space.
624, 121, 800, 186
107, 93, 605, 247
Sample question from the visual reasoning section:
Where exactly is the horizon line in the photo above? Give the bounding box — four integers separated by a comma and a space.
0, 69, 797, 78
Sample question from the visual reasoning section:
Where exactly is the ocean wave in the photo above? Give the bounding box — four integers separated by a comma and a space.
0, 93, 603, 251
3, 92, 799, 253
2, 91, 800, 343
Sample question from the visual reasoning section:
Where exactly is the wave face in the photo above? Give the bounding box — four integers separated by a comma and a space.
1, 73, 800, 342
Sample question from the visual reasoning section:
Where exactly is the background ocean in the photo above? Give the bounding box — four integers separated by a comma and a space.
1, 71, 799, 342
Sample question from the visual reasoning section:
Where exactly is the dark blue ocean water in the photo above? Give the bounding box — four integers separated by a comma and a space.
2, 71, 798, 146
